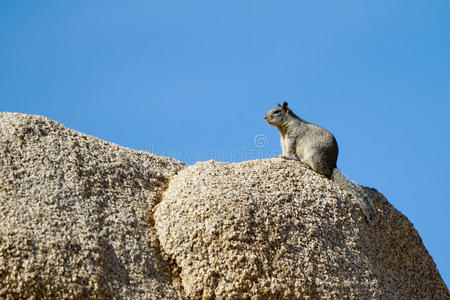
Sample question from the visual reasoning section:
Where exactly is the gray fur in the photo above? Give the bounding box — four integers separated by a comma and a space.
264, 102, 376, 224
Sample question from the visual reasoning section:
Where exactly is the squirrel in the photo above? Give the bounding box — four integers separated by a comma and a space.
264, 101, 376, 224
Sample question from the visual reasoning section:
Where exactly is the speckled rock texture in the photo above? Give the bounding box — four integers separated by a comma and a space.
155, 159, 449, 299
0, 112, 184, 299
1, 113, 448, 299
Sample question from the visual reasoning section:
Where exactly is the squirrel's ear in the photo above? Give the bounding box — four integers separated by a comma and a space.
282, 102, 288, 109
277, 103, 281, 107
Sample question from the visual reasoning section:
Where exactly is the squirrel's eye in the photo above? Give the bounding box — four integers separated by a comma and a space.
273, 110, 280, 115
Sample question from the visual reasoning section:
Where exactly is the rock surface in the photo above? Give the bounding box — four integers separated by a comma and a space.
155, 159, 449, 299
1, 112, 448, 299
0, 113, 184, 299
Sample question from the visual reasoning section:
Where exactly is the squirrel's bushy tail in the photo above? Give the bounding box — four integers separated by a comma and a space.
331, 168, 375, 224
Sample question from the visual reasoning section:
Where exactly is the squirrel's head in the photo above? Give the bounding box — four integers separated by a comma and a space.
264, 101, 291, 126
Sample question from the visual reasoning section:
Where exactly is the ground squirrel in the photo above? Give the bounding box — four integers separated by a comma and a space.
264, 102, 376, 224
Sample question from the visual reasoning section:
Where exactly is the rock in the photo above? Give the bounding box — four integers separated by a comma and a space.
0, 113, 184, 299
1, 112, 448, 299
155, 159, 449, 299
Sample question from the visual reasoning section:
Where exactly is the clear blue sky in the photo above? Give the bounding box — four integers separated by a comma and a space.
1, 1, 449, 287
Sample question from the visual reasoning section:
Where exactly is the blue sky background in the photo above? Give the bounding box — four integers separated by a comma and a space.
1, 1, 449, 287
